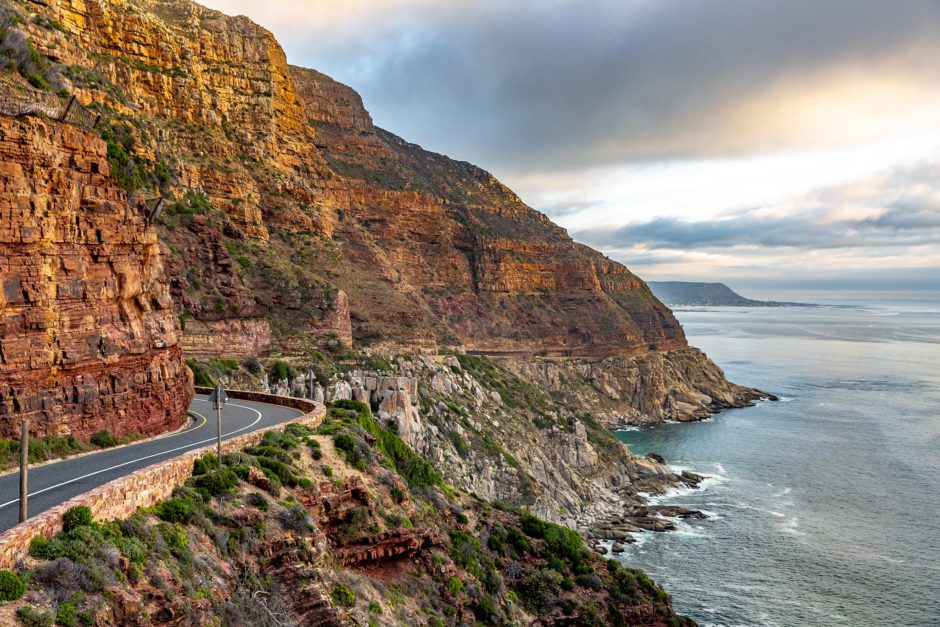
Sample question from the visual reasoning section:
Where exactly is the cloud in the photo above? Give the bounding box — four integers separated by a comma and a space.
575, 161, 940, 252
202, 0, 940, 173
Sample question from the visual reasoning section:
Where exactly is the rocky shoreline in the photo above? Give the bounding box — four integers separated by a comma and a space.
585, 453, 711, 552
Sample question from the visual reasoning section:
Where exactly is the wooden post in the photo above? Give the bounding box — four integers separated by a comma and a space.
60, 95, 74, 123
19, 420, 28, 523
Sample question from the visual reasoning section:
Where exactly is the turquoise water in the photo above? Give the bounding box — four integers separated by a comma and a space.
615, 301, 940, 626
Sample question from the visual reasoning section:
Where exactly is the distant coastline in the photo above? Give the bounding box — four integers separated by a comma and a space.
649, 281, 818, 307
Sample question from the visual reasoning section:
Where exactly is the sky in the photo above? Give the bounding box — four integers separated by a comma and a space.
201, 0, 940, 295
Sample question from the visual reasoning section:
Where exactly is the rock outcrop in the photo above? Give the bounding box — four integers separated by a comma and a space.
504, 347, 767, 426
0, 115, 192, 439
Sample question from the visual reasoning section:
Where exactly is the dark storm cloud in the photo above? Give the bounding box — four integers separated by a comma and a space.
291, 0, 940, 172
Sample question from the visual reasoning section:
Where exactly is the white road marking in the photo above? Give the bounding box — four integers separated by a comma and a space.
0, 402, 266, 510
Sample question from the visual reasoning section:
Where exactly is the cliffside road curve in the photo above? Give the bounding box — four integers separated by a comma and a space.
0, 394, 303, 531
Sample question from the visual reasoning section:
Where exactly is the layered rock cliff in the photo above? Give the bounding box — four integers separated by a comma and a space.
5, 0, 766, 511
0, 114, 191, 439
11, 0, 686, 358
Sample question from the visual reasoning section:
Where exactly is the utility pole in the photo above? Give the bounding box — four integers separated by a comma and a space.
208, 382, 228, 472
19, 419, 28, 523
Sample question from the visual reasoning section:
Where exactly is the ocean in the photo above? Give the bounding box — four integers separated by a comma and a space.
614, 299, 940, 626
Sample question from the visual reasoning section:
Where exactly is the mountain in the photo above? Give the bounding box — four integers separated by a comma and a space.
0, 0, 777, 621
650, 281, 814, 307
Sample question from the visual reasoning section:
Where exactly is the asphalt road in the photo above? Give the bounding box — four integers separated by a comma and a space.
0, 394, 303, 531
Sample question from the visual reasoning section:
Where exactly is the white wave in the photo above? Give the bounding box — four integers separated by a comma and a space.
778, 516, 803, 535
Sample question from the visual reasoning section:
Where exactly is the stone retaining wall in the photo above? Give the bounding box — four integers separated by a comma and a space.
0, 391, 324, 570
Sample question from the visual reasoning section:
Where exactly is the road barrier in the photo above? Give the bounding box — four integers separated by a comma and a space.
0, 78, 100, 130
0, 390, 324, 570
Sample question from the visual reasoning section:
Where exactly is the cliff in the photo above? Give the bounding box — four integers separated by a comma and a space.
9, 0, 686, 358
0, 114, 192, 439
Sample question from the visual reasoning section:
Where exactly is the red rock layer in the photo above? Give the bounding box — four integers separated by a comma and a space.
295, 66, 687, 356
0, 115, 192, 439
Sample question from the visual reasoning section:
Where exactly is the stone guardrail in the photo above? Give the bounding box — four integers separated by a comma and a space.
0, 389, 325, 570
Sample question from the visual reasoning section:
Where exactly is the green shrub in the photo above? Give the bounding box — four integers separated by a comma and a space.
330, 584, 355, 607
62, 506, 93, 532
155, 498, 194, 524
15, 606, 53, 627
192, 453, 218, 475
0, 569, 26, 600
193, 467, 239, 497
284, 424, 314, 438
156, 523, 190, 562
269, 361, 294, 382
245, 492, 268, 511
256, 457, 296, 487
89, 430, 117, 448
447, 576, 464, 596
518, 567, 563, 615
54, 602, 77, 627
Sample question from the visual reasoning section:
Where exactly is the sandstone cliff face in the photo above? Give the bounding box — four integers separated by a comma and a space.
9, 0, 766, 426
14, 0, 688, 358
294, 66, 688, 356
0, 115, 192, 439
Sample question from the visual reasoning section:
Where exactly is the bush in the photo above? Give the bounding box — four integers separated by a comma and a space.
243, 357, 262, 375
156, 498, 195, 524
192, 453, 218, 476
518, 568, 563, 615
245, 492, 268, 511
269, 361, 295, 383
447, 576, 464, 596
15, 606, 53, 627
62, 506, 93, 532
54, 602, 77, 627
330, 584, 355, 607
193, 467, 239, 497
89, 430, 117, 448
29, 536, 55, 560
256, 456, 296, 487
278, 503, 313, 533
0, 569, 25, 600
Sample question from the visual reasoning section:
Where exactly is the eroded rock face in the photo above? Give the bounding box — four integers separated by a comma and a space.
294, 66, 689, 357
505, 347, 768, 426
0, 115, 192, 439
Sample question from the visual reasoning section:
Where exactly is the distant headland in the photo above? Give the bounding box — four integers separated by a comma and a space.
649, 281, 817, 307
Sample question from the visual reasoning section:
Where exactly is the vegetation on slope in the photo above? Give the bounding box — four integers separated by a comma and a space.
4, 400, 693, 626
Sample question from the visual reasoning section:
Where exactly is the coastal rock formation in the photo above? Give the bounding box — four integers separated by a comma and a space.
262, 353, 693, 536
0, 115, 192, 439
505, 347, 767, 426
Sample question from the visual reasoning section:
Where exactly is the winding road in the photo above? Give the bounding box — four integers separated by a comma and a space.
0, 394, 303, 531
